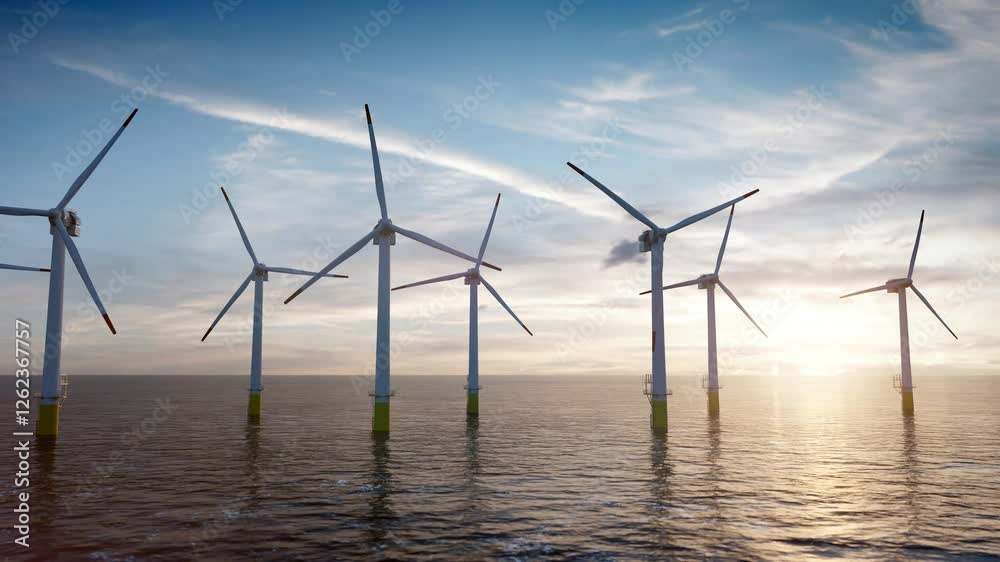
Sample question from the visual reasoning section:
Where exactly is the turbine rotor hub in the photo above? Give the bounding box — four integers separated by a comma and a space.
886, 278, 912, 293
49, 209, 81, 237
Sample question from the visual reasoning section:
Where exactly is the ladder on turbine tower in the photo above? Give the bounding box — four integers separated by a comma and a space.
700, 375, 722, 392
33, 374, 70, 405
641, 373, 672, 402
891, 374, 912, 393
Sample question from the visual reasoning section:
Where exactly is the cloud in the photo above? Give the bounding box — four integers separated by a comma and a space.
566, 72, 691, 104
656, 21, 704, 38
49, 57, 621, 222
603, 238, 644, 268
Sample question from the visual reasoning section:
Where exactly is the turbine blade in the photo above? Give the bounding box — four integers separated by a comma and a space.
266, 266, 349, 279
910, 285, 958, 339
221, 187, 257, 264
840, 284, 887, 299
365, 104, 389, 220
58, 108, 138, 210
201, 271, 254, 341
476, 193, 501, 269
0, 206, 49, 217
639, 277, 702, 295
663, 190, 759, 234
566, 162, 658, 231
908, 210, 925, 279
715, 206, 734, 275
0, 263, 50, 273
391, 271, 467, 291
717, 280, 767, 337
481, 277, 532, 336
394, 225, 502, 271
54, 220, 116, 334
285, 228, 377, 304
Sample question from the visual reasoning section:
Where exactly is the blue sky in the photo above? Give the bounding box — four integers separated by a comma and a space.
1, 0, 997, 379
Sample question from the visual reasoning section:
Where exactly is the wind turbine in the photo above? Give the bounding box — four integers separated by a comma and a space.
391, 193, 532, 418
640, 207, 766, 415
840, 210, 957, 415
567, 161, 758, 430
284, 105, 500, 433
0, 108, 139, 437
201, 186, 349, 418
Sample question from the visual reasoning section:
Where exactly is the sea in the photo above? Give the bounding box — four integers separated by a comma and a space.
1, 374, 998, 561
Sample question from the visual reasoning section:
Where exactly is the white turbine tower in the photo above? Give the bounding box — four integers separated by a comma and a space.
640, 206, 766, 415
840, 210, 957, 415
284, 105, 500, 434
201, 186, 349, 418
567, 161, 758, 430
391, 193, 532, 418
0, 108, 139, 437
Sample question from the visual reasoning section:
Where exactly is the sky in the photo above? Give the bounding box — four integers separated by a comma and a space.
0, 0, 997, 381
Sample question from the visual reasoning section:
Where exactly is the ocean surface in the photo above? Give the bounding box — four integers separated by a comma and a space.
1, 374, 998, 561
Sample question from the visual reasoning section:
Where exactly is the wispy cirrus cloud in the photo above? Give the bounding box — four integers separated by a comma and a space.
49, 57, 619, 222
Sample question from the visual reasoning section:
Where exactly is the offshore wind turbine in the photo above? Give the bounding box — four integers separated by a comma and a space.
200, 186, 349, 418
0, 108, 139, 436
392, 193, 532, 418
640, 207, 766, 415
284, 104, 500, 434
567, 161, 758, 430
840, 210, 957, 415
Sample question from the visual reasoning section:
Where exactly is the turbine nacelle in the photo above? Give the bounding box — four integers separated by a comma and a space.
696, 273, 719, 289
48, 209, 81, 237
463, 268, 481, 285
373, 219, 396, 245
254, 263, 269, 281
886, 278, 912, 293
638, 229, 664, 252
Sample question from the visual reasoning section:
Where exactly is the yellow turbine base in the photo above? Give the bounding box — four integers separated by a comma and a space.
650, 399, 668, 430
247, 392, 262, 417
901, 391, 915, 416
372, 402, 390, 433
467, 393, 479, 416
37, 403, 60, 436
707, 391, 720, 416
